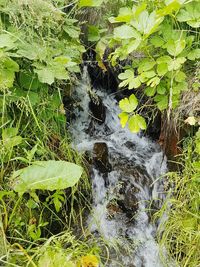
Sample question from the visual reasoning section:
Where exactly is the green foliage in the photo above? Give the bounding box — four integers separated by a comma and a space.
118, 94, 147, 132
177, 1, 200, 28
0, 0, 84, 89
0, 1, 93, 266
99, 0, 200, 132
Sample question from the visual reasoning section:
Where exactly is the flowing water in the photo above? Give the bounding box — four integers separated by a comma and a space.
70, 68, 167, 267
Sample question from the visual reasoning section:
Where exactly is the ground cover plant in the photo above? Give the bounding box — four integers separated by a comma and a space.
0, 0, 199, 266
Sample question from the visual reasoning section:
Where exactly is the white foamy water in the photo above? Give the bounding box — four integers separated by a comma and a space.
70, 67, 168, 267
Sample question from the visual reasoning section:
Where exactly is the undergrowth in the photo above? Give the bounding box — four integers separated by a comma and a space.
155, 133, 200, 267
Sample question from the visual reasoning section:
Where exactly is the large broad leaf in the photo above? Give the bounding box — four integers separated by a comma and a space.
12, 160, 83, 194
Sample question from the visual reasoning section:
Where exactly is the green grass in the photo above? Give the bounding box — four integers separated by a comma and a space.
155, 138, 200, 267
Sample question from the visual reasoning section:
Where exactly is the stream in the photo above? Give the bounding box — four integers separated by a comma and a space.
70, 68, 167, 267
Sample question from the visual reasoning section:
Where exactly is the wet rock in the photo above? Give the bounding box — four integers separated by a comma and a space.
93, 142, 111, 173
117, 182, 139, 219
89, 91, 106, 124
125, 141, 136, 150
106, 202, 122, 217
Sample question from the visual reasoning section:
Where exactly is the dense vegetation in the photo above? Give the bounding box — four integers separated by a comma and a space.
0, 0, 199, 266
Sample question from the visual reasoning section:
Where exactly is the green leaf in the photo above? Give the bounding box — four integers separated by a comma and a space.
158, 2, 181, 16
156, 84, 166, 94
19, 71, 39, 90
13, 160, 83, 194
114, 25, 140, 39
119, 69, 141, 89
157, 63, 168, 76
35, 67, 55, 85
147, 76, 160, 87
187, 49, 200, 60
138, 59, 156, 73
155, 95, 168, 111
128, 114, 146, 133
168, 57, 186, 71
166, 39, 186, 56
150, 35, 164, 47
63, 26, 80, 38
142, 70, 156, 79
126, 38, 141, 54
2, 57, 19, 72
109, 7, 133, 23
177, 1, 200, 28
79, 0, 103, 7
174, 71, 186, 82
131, 10, 163, 37
129, 76, 141, 89
119, 69, 134, 80
119, 94, 138, 113
172, 94, 180, 108
2, 128, 23, 149
39, 249, 76, 267
173, 81, 188, 94
145, 86, 156, 96
28, 92, 40, 106
118, 112, 129, 128
17, 43, 47, 61
34, 62, 69, 85
0, 34, 16, 49
157, 55, 172, 64
88, 25, 100, 42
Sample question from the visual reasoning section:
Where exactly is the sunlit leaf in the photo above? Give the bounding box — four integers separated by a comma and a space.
131, 10, 163, 37
166, 39, 186, 56
168, 57, 186, 71
109, 7, 133, 23
118, 112, 129, 128
114, 25, 140, 39
119, 94, 138, 113
79, 0, 103, 7
147, 76, 160, 87
128, 114, 146, 133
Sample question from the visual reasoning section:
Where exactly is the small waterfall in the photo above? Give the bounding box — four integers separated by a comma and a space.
70, 67, 167, 267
